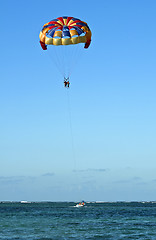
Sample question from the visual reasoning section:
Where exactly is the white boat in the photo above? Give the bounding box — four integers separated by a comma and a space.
75, 201, 85, 207
20, 201, 31, 204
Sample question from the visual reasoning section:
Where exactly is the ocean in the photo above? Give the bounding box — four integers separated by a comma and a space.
0, 201, 156, 239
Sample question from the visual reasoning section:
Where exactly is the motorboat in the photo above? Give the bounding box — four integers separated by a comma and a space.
75, 201, 85, 207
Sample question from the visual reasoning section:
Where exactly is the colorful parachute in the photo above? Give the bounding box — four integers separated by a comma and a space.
39, 16, 92, 50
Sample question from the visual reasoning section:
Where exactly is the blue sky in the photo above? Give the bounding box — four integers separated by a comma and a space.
0, 0, 156, 201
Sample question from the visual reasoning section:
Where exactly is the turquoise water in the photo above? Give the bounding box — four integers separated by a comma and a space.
0, 202, 156, 239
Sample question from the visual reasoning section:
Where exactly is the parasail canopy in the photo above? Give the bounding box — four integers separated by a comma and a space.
39, 16, 92, 50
